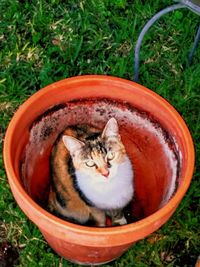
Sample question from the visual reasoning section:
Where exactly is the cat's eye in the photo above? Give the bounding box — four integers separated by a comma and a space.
106, 151, 115, 161
85, 160, 96, 167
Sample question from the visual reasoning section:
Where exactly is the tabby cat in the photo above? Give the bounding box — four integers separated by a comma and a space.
48, 118, 134, 226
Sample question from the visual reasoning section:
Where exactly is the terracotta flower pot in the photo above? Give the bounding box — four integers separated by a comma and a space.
3, 75, 194, 265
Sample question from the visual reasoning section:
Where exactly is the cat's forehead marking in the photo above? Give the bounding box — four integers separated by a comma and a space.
80, 138, 107, 159
90, 140, 107, 156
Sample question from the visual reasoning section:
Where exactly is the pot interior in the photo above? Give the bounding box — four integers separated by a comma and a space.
21, 98, 181, 223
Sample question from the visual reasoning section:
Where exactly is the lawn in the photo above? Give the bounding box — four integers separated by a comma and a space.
0, 0, 200, 266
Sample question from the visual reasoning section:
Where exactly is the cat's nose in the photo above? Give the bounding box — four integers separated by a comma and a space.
101, 169, 110, 178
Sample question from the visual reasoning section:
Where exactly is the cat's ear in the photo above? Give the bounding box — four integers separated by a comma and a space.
62, 136, 84, 156
101, 118, 119, 139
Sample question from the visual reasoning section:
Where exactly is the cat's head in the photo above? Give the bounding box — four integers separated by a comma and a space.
62, 118, 127, 179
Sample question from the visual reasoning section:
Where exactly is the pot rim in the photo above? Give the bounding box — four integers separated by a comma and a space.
3, 75, 195, 237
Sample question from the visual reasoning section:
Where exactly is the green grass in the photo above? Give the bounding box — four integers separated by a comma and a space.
0, 0, 200, 266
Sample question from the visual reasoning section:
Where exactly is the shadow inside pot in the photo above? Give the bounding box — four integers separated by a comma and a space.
20, 99, 181, 224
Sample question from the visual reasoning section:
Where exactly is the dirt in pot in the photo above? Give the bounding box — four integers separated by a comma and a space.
20, 99, 181, 226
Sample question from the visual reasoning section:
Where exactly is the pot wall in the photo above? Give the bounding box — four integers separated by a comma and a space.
4, 76, 194, 265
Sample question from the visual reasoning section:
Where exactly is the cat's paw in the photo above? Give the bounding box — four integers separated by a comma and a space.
113, 215, 127, 226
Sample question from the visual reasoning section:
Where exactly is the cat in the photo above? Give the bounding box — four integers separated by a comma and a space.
48, 118, 134, 227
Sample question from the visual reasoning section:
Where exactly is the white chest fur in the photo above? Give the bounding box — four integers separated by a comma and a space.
76, 157, 134, 210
